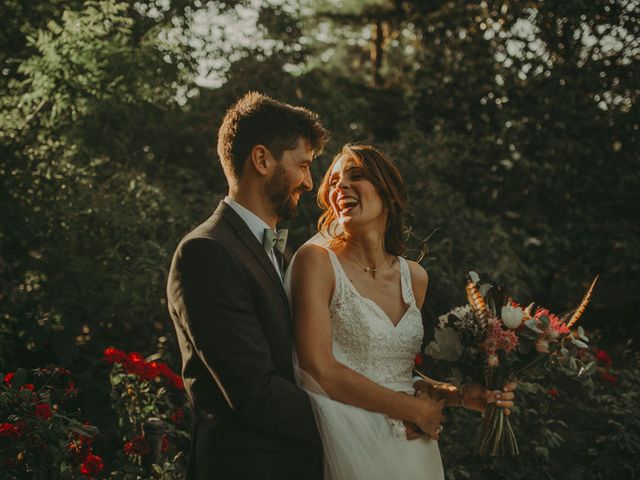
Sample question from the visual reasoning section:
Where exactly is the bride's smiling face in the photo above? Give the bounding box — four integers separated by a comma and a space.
327, 155, 387, 230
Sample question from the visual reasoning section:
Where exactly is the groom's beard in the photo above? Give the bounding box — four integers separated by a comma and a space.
266, 163, 304, 221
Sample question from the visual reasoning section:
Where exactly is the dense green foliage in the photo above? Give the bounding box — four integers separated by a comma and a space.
1, 0, 638, 477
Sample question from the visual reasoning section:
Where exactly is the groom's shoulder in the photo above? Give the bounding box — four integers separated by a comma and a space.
172, 216, 235, 265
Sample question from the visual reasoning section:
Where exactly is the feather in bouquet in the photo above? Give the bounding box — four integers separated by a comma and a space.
423, 271, 599, 456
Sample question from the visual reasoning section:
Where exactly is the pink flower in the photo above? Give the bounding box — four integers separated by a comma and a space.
80, 453, 104, 477
548, 314, 569, 336
480, 322, 518, 357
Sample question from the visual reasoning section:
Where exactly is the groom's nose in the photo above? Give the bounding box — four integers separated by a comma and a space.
302, 168, 313, 191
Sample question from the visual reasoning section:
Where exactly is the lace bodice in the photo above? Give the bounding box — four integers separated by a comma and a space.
325, 249, 423, 393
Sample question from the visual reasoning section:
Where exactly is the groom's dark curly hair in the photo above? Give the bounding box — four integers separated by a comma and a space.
217, 91, 328, 181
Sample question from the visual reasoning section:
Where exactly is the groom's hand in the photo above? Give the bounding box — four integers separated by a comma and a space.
414, 392, 446, 440
403, 421, 423, 440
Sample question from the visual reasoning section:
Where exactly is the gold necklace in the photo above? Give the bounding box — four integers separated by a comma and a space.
351, 255, 378, 273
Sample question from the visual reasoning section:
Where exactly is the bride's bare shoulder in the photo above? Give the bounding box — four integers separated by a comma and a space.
291, 244, 335, 298
293, 243, 333, 275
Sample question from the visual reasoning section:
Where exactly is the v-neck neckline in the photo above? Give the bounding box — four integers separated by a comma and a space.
329, 250, 417, 329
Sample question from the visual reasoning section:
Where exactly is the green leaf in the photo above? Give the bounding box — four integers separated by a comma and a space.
572, 338, 588, 349
525, 319, 543, 334
13, 368, 28, 387
425, 327, 463, 362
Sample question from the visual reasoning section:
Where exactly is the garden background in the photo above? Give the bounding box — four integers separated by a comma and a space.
1, 0, 639, 478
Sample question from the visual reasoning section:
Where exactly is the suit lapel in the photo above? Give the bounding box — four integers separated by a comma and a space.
214, 202, 290, 308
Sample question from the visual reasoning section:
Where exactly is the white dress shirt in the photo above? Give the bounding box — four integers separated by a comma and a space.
223, 196, 283, 281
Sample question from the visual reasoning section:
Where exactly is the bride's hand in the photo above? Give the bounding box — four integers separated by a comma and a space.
414, 392, 446, 440
462, 382, 517, 415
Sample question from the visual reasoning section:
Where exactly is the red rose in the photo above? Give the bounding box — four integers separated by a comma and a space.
20, 384, 34, 392
169, 373, 184, 390
141, 361, 162, 381
80, 453, 104, 477
161, 434, 169, 453
125, 352, 145, 375
170, 407, 185, 425
156, 363, 173, 378
0, 423, 21, 440
600, 372, 618, 385
414, 353, 423, 366
547, 388, 559, 398
4, 372, 14, 385
65, 379, 78, 398
34, 403, 52, 420
595, 349, 613, 367
103, 347, 127, 365
123, 435, 151, 456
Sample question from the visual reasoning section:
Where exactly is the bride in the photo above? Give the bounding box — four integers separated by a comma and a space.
286, 144, 516, 479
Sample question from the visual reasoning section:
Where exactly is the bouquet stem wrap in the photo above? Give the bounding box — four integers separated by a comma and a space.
475, 401, 519, 456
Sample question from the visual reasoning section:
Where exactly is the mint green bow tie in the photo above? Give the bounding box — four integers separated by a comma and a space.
263, 228, 288, 255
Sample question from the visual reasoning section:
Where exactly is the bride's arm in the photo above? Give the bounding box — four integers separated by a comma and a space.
292, 244, 445, 438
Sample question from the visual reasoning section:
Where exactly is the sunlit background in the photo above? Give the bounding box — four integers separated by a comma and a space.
1, 0, 638, 477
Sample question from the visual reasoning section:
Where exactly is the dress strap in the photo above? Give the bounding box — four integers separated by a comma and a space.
318, 247, 348, 297
397, 257, 416, 306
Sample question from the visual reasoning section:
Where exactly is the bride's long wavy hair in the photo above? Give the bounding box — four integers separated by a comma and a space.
317, 144, 408, 256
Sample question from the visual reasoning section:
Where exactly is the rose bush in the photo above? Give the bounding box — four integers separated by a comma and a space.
0, 368, 102, 479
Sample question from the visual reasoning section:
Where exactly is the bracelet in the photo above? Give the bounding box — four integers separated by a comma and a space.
458, 384, 468, 408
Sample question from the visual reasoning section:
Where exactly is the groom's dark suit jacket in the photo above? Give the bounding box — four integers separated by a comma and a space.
167, 201, 322, 480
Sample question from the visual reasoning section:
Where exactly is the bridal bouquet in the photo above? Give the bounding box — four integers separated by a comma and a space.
422, 272, 599, 456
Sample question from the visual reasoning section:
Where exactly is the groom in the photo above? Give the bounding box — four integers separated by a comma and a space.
167, 92, 329, 479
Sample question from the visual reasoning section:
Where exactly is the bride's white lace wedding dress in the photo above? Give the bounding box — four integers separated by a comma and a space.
286, 244, 444, 480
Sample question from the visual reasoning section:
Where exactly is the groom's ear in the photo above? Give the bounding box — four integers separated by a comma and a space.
249, 144, 274, 177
